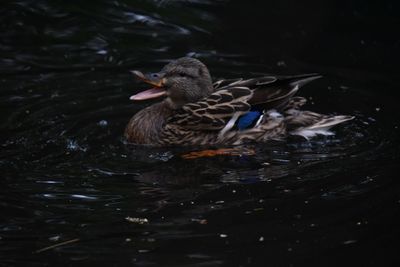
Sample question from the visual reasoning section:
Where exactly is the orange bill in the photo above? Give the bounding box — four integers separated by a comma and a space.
129, 70, 167, 101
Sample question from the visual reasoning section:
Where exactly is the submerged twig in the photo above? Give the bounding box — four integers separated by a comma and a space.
35, 238, 80, 254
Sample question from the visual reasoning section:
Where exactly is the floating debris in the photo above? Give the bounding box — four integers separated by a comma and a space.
191, 218, 208, 225
125, 217, 149, 224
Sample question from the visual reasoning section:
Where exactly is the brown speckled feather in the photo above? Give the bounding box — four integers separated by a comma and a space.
167, 86, 253, 130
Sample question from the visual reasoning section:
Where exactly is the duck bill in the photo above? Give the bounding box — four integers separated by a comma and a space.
129, 70, 167, 101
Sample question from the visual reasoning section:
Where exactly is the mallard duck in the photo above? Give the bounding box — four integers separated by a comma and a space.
125, 57, 353, 146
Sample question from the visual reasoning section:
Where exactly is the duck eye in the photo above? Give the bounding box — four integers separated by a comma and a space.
179, 73, 186, 77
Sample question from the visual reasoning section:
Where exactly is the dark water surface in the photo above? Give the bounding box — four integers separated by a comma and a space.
1, 0, 400, 266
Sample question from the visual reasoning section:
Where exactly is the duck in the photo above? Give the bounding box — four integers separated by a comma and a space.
124, 57, 353, 146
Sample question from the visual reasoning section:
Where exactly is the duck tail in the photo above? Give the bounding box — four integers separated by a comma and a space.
277, 73, 323, 88
289, 115, 354, 140
249, 74, 322, 111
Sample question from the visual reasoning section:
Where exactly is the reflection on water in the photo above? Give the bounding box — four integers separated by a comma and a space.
1, 0, 400, 266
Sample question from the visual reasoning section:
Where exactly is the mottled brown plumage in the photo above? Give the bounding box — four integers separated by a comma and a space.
124, 57, 353, 145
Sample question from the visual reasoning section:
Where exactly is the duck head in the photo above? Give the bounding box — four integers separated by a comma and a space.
130, 57, 214, 109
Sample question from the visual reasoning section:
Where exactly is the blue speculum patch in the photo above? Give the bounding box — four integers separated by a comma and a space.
237, 111, 261, 130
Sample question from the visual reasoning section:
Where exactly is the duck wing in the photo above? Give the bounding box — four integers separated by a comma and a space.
215, 74, 321, 111
167, 74, 321, 131
167, 87, 253, 130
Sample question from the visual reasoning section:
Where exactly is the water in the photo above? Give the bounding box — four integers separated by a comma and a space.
1, 0, 400, 266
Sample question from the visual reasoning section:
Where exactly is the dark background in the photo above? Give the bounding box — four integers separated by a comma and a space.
1, 0, 399, 266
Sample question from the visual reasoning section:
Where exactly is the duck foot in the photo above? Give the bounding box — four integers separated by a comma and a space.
181, 147, 255, 159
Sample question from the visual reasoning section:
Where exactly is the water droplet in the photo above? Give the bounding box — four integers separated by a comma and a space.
97, 50, 107, 55
49, 235, 61, 241
276, 60, 286, 67
66, 139, 87, 152
343, 240, 357, 245
97, 120, 108, 127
